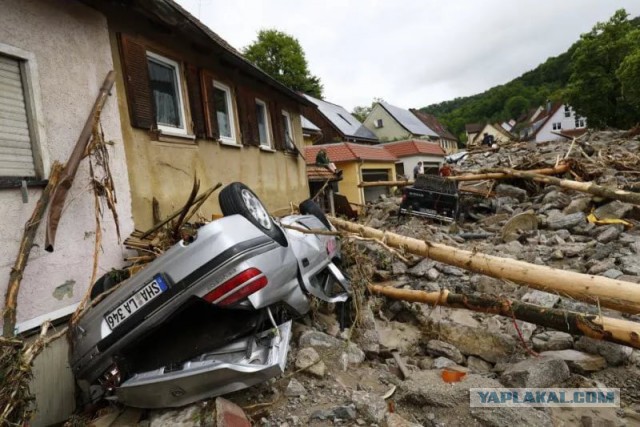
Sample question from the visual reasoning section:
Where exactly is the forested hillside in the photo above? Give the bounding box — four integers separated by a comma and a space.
421, 13, 640, 143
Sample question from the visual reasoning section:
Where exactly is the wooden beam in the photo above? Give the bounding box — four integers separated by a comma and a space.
330, 217, 640, 314
447, 163, 570, 182
369, 285, 640, 349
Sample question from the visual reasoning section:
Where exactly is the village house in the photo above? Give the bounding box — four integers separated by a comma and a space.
363, 101, 439, 142
519, 102, 588, 143
464, 123, 484, 145
86, 0, 312, 230
381, 139, 446, 178
302, 94, 378, 145
305, 142, 397, 208
466, 122, 514, 147
409, 109, 459, 154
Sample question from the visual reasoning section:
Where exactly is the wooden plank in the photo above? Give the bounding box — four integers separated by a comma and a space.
89, 410, 122, 427
111, 408, 143, 426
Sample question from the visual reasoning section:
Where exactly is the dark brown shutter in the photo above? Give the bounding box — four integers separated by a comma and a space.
118, 34, 155, 130
201, 71, 219, 140
270, 101, 285, 151
237, 86, 260, 146
185, 65, 206, 138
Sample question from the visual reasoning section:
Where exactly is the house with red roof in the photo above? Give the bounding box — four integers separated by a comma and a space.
381, 139, 446, 179
410, 109, 459, 154
305, 142, 398, 206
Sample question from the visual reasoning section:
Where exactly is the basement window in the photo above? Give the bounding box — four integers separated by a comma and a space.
147, 51, 187, 135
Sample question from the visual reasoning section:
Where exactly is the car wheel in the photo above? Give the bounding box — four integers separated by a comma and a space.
219, 182, 287, 246
299, 199, 332, 229
90, 269, 130, 300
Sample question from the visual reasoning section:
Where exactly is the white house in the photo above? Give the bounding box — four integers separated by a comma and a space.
522, 103, 588, 142
381, 139, 446, 178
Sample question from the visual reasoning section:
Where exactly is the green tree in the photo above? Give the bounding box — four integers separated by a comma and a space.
566, 9, 640, 128
243, 29, 323, 98
617, 30, 640, 112
504, 96, 530, 119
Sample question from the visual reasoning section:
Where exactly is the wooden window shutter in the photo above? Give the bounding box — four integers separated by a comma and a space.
118, 34, 155, 130
185, 65, 206, 138
270, 100, 285, 151
237, 86, 259, 146
201, 72, 219, 140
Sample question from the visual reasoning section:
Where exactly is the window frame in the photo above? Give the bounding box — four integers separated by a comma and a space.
146, 51, 188, 136
212, 81, 238, 145
552, 122, 562, 130
564, 105, 571, 118
0, 43, 49, 180
255, 98, 272, 149
282, 110, 295, 151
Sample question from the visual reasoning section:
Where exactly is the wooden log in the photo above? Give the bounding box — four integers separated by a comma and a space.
359, 180, 413, 188
3, 163, 64, 337
330, 217, 640, 314
45, 71, 116, 252
499, 169, 640, 206
447, 163, 570, 182
368, 285, 640, 349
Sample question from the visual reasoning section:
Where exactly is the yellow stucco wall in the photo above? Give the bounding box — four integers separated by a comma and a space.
469, 124, 510, 147
109, 34, 308, 229
336, 161, 396, 207
363, 104, 412, 142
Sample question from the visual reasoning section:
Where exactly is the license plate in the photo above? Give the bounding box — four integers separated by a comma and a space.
105, 275, 168, 330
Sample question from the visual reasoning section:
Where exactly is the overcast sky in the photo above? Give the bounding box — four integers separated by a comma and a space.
176, 0, 640, 112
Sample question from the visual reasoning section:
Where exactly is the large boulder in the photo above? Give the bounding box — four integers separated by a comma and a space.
539, 350, 607, 374
500, 356, 570, 388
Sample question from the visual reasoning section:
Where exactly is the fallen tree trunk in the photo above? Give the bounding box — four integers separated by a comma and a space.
330, 217, 640, 314
368, 285, 640, 349
499, 169, 640, 206
45, 70, 116, 252
3, 162, 63, 337
448, 163, 570, 182
359, 180, 412, 188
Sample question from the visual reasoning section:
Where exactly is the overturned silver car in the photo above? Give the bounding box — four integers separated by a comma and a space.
71, 183, 350, 408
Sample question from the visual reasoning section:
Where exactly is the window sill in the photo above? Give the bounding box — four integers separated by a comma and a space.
150, 129, 197, 145
259, 146, 276, 153
219, 141, 242, 148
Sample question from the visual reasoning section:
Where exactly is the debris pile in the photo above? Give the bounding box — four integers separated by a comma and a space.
70, 130, 640, 426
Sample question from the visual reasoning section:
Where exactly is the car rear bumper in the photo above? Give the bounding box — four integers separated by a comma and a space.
114, 320, 292, 408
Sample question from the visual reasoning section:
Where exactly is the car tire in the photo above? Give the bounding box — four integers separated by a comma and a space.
90, 269, 130, 300
299, 199, 332, 229
219, 182, 287, 246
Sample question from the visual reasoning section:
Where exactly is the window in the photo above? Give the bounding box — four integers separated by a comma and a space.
0, 46, 46, 180
212, 81, 237, 144
552, 122, 562, 130
564, 105, 571, 118
146, 51, 187, 135
337, 113, 352, 126
575, 116, 586, 128
374, 118, 384, 128
255, 99, 271, 148
282, 110, 295, 151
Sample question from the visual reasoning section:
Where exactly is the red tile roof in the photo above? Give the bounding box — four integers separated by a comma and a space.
306, 165, 342, 182
305, 142, 397, 164
410, 110, 458, 141
381, 139, 446, 158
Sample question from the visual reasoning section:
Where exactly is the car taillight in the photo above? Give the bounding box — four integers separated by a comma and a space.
203, 268, 268, 306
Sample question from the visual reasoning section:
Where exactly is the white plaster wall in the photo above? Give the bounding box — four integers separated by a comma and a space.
399, 154, 444, 179
536, 105, 586, 142
0, 0, 134, 328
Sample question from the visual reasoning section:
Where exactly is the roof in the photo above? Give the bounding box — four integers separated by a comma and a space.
305, 142, 397, 164
471, 123, 515, 143
303, 95, 378, 141
465, 123, 484, 134
531, 102, 564, 137
382, 139, 446, 158
301, 116, 321, 132
87, 0, 311, 106
307, 165, 342, 182
378, 102, 438, 137
410, 109, 458, 141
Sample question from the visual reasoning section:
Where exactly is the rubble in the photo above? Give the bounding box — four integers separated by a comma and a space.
500, 356, 571, 388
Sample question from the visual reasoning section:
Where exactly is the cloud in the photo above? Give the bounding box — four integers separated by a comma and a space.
177, 0, 640, 111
